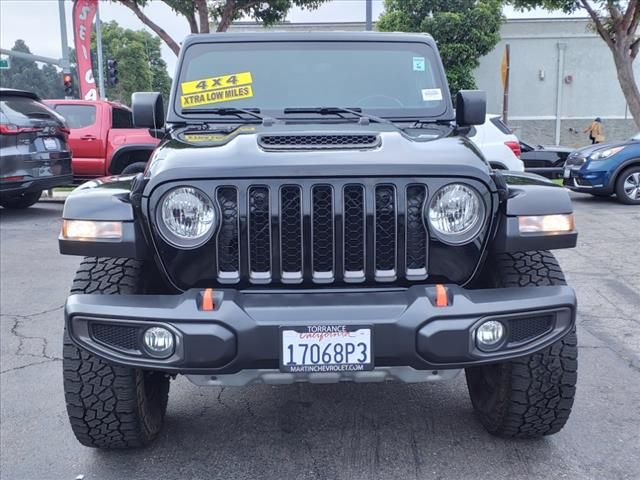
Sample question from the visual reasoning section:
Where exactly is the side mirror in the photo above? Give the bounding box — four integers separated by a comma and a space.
131, 92, 165, 129
456, 90, 486, 127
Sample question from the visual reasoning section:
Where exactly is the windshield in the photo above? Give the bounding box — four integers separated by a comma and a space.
631, 132, 640, 141
175, 41, 449, 120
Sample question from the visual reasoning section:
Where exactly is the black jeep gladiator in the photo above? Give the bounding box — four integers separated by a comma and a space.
59, 32, 579, 449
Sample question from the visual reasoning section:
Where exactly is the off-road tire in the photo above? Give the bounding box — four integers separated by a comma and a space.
0, 190, 41, 209
63, 257, 170, 449
614, 165, 640, 205
120, 162, 147, 175
466, 251, 578, 438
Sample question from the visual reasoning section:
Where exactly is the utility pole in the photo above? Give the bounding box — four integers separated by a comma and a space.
365, 0, 372, 31
501, 44, 510, 124
58, 0, 72, 98
95, 5, 106, 99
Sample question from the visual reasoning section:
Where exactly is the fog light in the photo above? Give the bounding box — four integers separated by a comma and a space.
143, 327, 175, 357
476, 320, 505, 349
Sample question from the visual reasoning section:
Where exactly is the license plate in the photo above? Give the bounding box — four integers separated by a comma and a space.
43, 137, 58, 150
280, 325, 373, 373
38, 166, 52, 177
563, 168, 571, 179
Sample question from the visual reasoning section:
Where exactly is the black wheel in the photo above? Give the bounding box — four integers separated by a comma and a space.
466, 251, 578, 438
63, 257, 170, 449
120, 161, 147, 175
0, 190, 41, 209
615, 165, 640, 205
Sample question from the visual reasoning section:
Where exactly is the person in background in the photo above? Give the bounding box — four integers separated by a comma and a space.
584, 117, 605, 144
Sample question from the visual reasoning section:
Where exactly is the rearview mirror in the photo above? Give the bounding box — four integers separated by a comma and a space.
131, 92, 165, 129
456, 90, 486, 127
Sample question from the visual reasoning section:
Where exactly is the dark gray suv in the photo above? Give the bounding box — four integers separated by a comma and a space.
0, 88, 72, 208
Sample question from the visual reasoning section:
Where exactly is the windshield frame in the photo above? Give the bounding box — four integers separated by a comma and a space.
168, 34, 454, 125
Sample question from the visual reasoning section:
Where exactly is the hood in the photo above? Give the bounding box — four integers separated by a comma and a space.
574, 139, 633, 156
144, 123, 494, 191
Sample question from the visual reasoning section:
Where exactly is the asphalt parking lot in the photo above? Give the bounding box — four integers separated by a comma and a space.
1, 193, 639, 480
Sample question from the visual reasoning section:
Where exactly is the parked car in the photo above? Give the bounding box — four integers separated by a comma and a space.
59, 32, 578, 449
0, 88, 72, 209
468, 114, 524, 171
44, 99, 160, 182
520, 141, 573, 178
563, 132, 640, 204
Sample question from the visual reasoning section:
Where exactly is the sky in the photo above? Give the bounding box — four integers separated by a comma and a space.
0, 0, 579, 75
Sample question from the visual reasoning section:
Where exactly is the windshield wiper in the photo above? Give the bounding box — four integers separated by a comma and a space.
181, 107, 275, 126
283, 107, 397, 127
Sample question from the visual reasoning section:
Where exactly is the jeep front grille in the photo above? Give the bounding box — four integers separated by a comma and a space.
214, 180, 429, 285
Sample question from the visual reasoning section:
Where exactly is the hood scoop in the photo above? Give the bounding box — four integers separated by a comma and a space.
258, 133, 380, 151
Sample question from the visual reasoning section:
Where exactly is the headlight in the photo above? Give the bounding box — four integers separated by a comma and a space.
590, 146, 624, 161
157, 186, 216, 248
428, 184, 485, 245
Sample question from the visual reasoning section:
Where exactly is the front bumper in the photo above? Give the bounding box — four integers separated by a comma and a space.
65, 284, 576, 377
563, 161, 613, 193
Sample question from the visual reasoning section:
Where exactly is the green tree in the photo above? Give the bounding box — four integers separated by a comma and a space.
91, 21, 172, 105
0, 40, 66, 98
377, 0, 504, 97
114, 0, 330, 56
511, 0, 640, 129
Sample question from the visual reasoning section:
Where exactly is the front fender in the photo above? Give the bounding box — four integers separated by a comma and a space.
493, 172, 577, 252
59, 175, 149, 259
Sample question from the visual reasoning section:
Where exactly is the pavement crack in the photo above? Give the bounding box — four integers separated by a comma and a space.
216, 387, 228, 409
0, 304, 64, 320
8, 316, 60, 362
0, 358, 61, 375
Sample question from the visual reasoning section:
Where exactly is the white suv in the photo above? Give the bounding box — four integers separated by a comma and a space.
469, 114, 524, 171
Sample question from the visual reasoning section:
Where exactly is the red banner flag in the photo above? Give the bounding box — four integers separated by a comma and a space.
72, 0, 99, 100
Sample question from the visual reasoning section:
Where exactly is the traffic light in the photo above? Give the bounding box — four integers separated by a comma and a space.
63, 73, 73, 97
107, 59, 118, 87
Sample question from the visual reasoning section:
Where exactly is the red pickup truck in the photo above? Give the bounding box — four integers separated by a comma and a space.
45, 99, 160, 181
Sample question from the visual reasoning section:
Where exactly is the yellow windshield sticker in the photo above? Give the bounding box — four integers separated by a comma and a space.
181, 71, 253, 95
180, 85, 254, 108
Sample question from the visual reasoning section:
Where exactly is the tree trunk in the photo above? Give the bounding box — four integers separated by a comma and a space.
119, 0, 181, 55
612, 48, 640, 130
216, 0, 237, 32
195, 0, 210, 33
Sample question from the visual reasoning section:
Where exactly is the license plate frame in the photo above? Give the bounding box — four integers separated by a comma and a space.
279, 325, 374, 373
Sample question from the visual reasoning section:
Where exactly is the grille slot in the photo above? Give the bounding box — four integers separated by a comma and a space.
259, 134, 379, 150
509, 316, 554, 343
91, 323, 139, 352
212, 180, 431, 286
248, 186, 271, 282
216, 187, 240, 282
375, 185, 397, 280
280, 186, 303, 282
405, 185, 428, 279
343, 185, 365, 281
311, 185, 335, 281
